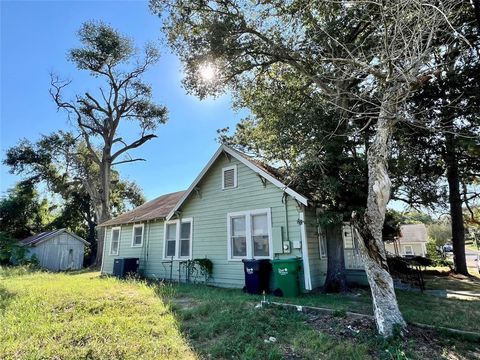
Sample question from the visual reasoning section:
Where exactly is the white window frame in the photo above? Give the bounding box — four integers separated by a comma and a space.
227, 208, 272, 261
109, 226, 121, 256
222, 165, 237, 189
404, 245, 414, 256
342, 224, 355, 250
163, 218, 193, 260
318, 227, 327, 258
131, 224, 144, 248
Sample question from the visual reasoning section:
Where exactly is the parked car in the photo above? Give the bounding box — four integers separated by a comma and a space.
443, 243, 453, 253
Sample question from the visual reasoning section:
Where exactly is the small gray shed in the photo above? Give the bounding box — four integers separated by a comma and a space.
21, 229, 88, 271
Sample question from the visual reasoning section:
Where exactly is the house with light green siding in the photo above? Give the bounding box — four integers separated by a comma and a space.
100, 144, 365, 291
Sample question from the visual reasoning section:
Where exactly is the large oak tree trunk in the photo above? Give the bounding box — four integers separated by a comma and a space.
324, 224, 348, 292
444, 132, 469, 275
94, 156, 113, 267
354, 93, 406, 337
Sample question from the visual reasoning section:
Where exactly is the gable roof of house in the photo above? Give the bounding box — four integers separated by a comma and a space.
166, 144, 308, 220
100, 190, 186, 227
99, 145, 308, 227
398, 224, 428, 243
20, 229, 89, 247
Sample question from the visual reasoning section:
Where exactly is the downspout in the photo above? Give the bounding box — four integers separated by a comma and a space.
284, 194, 290, 250
299, 210, 312, 290
144, 220, 151, 276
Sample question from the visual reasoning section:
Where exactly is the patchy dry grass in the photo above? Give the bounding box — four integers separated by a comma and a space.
1, 267, 479, 360
164, 282, 479, 359
0, 266, 196, 360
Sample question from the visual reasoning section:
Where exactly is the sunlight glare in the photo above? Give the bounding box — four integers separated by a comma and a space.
199, 62, 216, 82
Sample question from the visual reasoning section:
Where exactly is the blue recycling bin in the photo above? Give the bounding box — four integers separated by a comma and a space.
242, 259, 271, 294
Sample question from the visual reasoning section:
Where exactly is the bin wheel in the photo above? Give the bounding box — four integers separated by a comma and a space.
273, 288, 283, 297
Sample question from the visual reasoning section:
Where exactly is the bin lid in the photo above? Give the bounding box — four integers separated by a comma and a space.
271, 258, 301, 264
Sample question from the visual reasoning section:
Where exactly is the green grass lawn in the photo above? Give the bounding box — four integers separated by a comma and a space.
1, 266, 479, 360
0, 267, 196, 360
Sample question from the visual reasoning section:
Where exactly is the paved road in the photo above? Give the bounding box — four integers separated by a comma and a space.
445, 249, 479, 272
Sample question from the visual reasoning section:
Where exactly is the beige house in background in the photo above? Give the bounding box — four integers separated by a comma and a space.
384, 224, 428, 257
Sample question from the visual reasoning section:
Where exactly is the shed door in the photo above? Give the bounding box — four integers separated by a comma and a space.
58, 246, 74, 270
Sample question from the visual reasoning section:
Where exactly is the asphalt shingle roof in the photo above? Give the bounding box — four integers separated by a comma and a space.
100, 190, 186, 227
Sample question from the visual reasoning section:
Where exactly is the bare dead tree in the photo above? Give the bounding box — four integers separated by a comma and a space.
50, 21, 167, 265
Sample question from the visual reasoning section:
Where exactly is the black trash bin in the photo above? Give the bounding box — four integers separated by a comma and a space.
242, 259, 271, 294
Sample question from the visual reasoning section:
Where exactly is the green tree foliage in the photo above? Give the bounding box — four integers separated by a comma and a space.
0, 183, 53, 239
152, 0, 466, 336
4, 132, 145, 261
217, 64, 369, 292
428, 221, 453, 248
390, 8, 480, 275
387, 210, 434, 226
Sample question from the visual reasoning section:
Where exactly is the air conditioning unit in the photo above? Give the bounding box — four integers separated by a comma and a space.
113, 257, 139, 278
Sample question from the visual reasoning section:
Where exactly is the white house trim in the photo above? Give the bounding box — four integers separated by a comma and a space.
226, 208, 273, 261
300, 211, 312, 290
100, 226, 107, 273
222, 164, 238, 189
131, 223, 145, 248
166, 144, 308, 220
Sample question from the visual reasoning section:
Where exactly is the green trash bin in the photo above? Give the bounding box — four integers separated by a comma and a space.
271, 258, 301, 297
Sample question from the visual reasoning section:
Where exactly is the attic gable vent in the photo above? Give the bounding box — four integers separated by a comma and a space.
222, 165, 237, 189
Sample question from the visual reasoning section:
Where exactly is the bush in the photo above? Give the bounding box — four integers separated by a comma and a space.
0, 231, 37, 266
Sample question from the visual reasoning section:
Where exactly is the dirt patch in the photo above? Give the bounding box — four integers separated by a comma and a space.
173, 297, 199, 310
303, 311, 480, 360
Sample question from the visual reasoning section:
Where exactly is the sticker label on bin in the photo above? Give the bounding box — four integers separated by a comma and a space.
278, 268, 288, 276
246, 267, 254, 274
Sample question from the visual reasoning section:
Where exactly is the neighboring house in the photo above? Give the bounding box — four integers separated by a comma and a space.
21, 229, 88, 271
384, 224, 428, 257
100, 144, 366, 291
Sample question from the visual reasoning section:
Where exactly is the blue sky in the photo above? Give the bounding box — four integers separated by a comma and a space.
1, 0, 245, 200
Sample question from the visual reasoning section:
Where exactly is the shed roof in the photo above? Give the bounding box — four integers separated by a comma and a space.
20, 229, 89, 246
100, 190, 185, 227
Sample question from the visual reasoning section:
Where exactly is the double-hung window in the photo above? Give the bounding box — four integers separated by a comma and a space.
404, 245, 414, 256
231, 216, 247, 257
131, 224, 144, 247
163, 218, 193, 259
110, 227, 121, 255
227, 209, 272, 260
318, 227, 327, 258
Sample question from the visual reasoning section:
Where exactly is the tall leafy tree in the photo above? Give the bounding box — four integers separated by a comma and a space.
152, 0, 465, 335
218, 64, 368, 292
393, 10, 480, 275
4, 132, 145, 261
49, 22, 167, 264
0, 182, 53, 240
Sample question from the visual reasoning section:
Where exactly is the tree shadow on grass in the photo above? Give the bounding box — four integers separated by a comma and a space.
0, 285, 16, 313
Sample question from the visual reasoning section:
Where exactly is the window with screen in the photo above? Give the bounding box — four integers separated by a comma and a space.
110, 227, 121, 255
227, 209, 271, 260
164, 219, 193, 259
132, 224, 144, 247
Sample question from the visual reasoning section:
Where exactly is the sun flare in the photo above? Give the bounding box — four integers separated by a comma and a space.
199, 62, 216, 81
